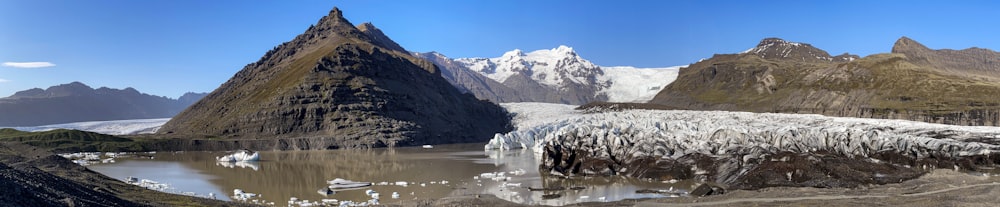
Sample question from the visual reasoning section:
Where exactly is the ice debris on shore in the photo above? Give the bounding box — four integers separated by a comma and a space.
59, 151, 153, 166
488, 103, 1000, 161
216, 149, 260, 162
122, 176, 216, 200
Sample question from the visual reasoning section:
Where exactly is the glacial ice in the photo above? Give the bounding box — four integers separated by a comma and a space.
7, 118, 170, 135
216, 150, 260, 162
488, 103, 1000, 162
326, 178, 372, 189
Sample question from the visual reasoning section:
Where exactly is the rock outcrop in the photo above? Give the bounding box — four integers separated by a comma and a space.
0, 82, 206, 126
158, 7, 512, 148
651, 37, 1000, 126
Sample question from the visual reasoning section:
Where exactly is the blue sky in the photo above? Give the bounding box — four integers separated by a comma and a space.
2, 0, 999, 98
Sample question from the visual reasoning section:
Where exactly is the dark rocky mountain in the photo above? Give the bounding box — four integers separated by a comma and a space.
0, 82, 207, 126
413, 52, 529, 103
650, 37, 1000, 126
158, 7, 511, 148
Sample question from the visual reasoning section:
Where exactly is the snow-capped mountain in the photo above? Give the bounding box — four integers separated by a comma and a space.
456, 46, 604, 87
417, 46, 681, 104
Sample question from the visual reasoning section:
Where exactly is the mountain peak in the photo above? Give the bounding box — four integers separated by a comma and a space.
553, 45, 575, 54
302, 6, 364, 41
501, 49, 524, 58
356, 22, 408, 53
741, 37, 842, 62
892, 36, 931, 54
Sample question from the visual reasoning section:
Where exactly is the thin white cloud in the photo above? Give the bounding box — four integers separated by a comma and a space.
2, 62, 56, 68
0, 78, 8, 83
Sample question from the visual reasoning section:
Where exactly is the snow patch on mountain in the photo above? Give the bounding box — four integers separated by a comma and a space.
6, 118, 170, 135
488, 103, 1000, 160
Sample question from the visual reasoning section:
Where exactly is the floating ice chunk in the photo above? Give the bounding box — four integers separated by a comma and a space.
232, 189, 258, 201
393, 181, 408, 187
328, 178, 372, 189
216, 150, 260, 162
509, 168, 527, 176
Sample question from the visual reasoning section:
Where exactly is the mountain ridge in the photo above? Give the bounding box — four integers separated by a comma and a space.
158, 7, 511, 148
0, 82, 206, 126
650, 37, 1000, 126
417, 46, 681, 104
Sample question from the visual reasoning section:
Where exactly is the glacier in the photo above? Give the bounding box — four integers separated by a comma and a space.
4, 118, 170, 135
488, 102, 1000, 188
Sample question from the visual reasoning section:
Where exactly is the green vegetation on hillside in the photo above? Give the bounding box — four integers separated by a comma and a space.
0, 128, 147, 153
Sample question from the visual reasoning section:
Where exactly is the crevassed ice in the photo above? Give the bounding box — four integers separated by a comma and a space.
487, 103, 1000, 160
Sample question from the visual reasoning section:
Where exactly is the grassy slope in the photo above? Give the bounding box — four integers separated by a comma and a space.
666, 53, 1000, 114
0, 128, 150, 153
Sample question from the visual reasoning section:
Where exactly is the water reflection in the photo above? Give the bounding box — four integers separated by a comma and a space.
88, 144, 691, 206
216, 161, 260, 171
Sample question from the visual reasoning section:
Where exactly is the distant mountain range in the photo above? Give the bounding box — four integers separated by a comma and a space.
416, 46, 681, 104
0, 82, 206, 126
651, 37, 1000, 126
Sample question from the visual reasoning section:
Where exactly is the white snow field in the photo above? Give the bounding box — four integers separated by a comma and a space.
5, 118, 170, 135
487, 103, 1000, 161
455, 46, 683, 103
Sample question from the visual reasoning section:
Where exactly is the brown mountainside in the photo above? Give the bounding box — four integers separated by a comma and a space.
651, 37, 1000, 126
158, 7, 511, 148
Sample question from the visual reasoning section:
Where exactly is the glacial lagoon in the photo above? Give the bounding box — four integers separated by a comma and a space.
88, 143, 690, 206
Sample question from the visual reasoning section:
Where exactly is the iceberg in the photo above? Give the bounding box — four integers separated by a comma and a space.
326, 178, 372, 190
216, 150, 260, 162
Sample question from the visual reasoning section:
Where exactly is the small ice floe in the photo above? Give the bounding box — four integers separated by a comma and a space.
216, 149, 260, 162
232, 189, 258, 201
365, 189, 380, 199
327, 178, 372, 190
509, 168, 527, 176
502, 182, 522, 187
394, 181, 408, 187
422, 145, 434, 149
478, 172, 511, 181
318, 187, 335, 196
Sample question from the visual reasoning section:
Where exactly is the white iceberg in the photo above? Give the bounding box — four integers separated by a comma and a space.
326, 178, 372, 190
217, 150, 260, 162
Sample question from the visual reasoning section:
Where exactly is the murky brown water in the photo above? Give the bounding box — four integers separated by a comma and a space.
88, 143, 691, 206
